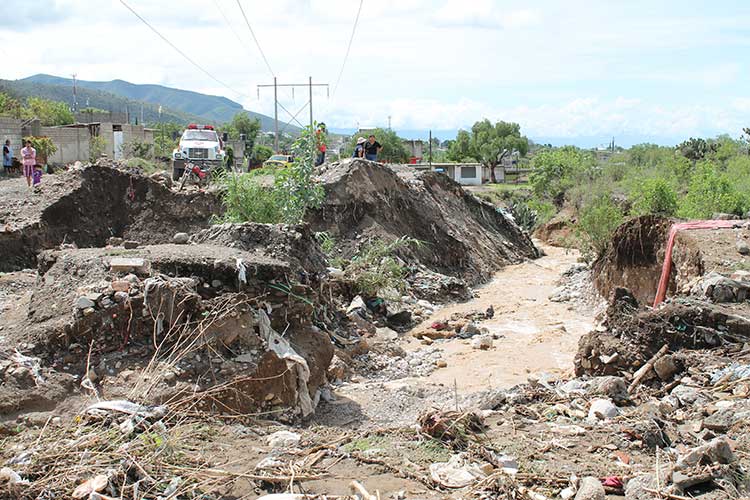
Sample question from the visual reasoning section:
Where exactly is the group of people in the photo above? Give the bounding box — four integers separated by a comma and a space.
3, 139, 42, 190
353, 135, 382, 161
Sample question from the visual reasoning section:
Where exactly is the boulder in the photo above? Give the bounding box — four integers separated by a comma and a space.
574, 477, 605, 500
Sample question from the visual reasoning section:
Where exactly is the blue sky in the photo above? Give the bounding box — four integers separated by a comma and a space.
1, 0, 749, 146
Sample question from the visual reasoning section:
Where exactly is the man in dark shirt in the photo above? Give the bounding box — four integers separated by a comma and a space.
364, 135, 382, 161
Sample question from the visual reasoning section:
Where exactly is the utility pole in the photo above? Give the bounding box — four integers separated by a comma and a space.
71, 73, 78, 113
257, 78, 329, 153
388, 115, 392, 130
429, 129, 432, 167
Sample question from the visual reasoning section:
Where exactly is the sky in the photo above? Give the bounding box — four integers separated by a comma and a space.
1, 0, 749, 146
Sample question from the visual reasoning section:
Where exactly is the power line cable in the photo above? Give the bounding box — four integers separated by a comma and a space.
279, 101, 310, 134
213, 0, 255, 59
119, 0, 247, 98
235, 0, 275, 77
332, 0, 364, 97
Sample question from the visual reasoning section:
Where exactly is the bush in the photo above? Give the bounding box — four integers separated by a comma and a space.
529, 146, 597, 204
678, 162, 748, 219
122, 138, 153, 160
89, 135, 106, 162
216, 124, 324, 224
630, 178, 678, 216
577, 195, 624, 261
253, 144, 273, 163
345, 236, 421, 297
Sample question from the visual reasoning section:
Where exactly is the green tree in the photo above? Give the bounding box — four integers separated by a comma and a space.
678, 162, 747, 218
448, 120, 528, 182
346, 128, 410, 163
446, 130, 473, 161
677, 137, 717, 165
253, 144, 273, 163
224, 112, 261, 154
0, 92, 23, 118
22, 97, 74, 126
577, 194, 624, 261
529, 146, 596, 204
630, 178, 678, 216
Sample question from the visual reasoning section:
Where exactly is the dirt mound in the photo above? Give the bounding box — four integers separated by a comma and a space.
575, 288, 750, 377
310, 159, 539, 285
0, 164, 221, 272
1, 240, 333, 420
189, 222, 328, 279
592, 215, 674, 304
534, 205, 576, 247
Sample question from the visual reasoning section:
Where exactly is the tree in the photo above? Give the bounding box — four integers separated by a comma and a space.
0, 92, 23, 118
224, 112, 261, 154
446, 130, 473, 162
677, 137, 717, 165
345, 128, 410, 163
447, 120, 528, 182
22, 97, 74, 126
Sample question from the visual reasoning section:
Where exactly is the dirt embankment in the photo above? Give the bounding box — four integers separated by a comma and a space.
0, 164, 221, 272
310, 159, 539, 286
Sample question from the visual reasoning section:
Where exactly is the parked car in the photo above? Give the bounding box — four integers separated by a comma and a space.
262, 154, 294, 169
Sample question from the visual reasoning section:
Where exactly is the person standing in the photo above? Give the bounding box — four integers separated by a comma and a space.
352, 137, 366, 158
364, 134, 382, 161
21, 140, 36, 188
2, 139, 12, 175
315, 123, 327, 166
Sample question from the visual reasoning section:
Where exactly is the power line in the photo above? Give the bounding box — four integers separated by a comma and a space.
235, 0, 275, 77
119, 0, 247, 98
332, 0, 364, 97
213, 0, 255, 59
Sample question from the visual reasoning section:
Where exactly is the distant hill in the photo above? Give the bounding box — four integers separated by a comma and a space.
0, 78, 200, 125
0, 74, 300, 133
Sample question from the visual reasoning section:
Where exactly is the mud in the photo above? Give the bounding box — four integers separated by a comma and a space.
311, 159, 539, 285
0, 164, 221, 272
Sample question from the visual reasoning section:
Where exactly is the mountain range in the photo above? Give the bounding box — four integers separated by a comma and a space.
0, 74, 293, 132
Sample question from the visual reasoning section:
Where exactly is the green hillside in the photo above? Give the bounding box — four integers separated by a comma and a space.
0, 78, 200, 125
18, 74, 289, 132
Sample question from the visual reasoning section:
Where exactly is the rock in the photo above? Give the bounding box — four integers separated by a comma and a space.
109, 257, 148, 274
588, 376, 629, 403
75, 296, 95, 309
588, 398, 619, 421
436, 360, 448, 368
211, 279, 223, 288
387, 309, 412, 327
653, 354, 679, 381
374, 327, 398, 342
163, 371, 177, 384
107, 236, 124, 247
575, 476, 605, 500
122, 240, 140, 249
327, 355, 351, 382
86, 368, 98, 382
675, 437, 736, 470
267, 430, 301, 449
72, 474, 108, 498
113, 291, 129, 303
173, 232, 189, 244
111, 280, 130, 292
346, 295, 367, 315
737, 241, 750, 255
471, 335, 493, 350
347, 311, 376, 335
429, 453, 487, 488
671, 384, 708, 407
459, 323, 481, 338
712, 212, 738, 220
625, 474, 657, 500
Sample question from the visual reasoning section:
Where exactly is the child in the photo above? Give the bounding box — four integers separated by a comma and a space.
32, 164, 43, 190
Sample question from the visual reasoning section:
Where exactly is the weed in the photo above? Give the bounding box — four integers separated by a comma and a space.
346, 236, 422, 297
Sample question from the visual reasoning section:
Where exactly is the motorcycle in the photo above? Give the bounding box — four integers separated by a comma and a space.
178, 161, 211, 191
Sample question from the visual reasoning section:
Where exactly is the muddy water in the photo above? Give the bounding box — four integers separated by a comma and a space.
404, 243, 595, 392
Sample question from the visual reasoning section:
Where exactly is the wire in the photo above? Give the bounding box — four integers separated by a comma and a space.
119, 0, 247, 98
332, 0, 364, 97
277, 101, 305, 128
279, 101, 310, 134
213, 0, 255, 59
235, 0, 275, 77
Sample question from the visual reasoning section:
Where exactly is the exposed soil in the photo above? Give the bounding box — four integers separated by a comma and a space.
310, 159, 539, 286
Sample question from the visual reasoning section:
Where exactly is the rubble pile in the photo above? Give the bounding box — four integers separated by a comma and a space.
0, 163, 221, 272
311, 159, 539, 286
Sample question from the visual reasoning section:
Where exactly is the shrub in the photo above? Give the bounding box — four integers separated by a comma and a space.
630, 178, 678, 216
215, 124, 324, 224
678, 162, 747, 219
346, 236, 421, 297
577, 195, 624, 261
89, 135, 106, 161
529, 146, 597, 204
122, 138, 153, 160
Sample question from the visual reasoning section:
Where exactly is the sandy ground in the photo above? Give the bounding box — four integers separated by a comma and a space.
407, 244, 593, 392
316, 244, 596, 431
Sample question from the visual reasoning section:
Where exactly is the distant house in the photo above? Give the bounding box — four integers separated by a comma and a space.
402, 139, 424, 161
